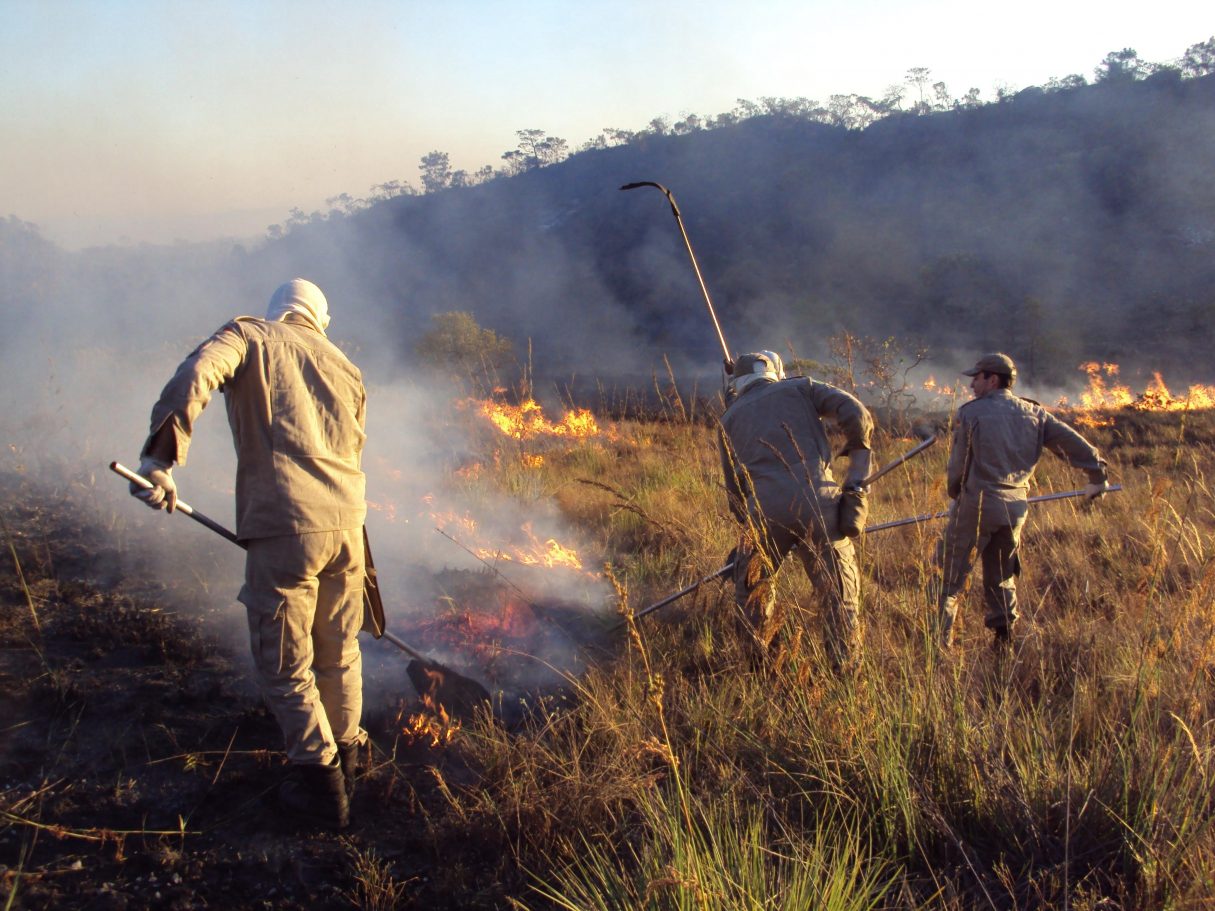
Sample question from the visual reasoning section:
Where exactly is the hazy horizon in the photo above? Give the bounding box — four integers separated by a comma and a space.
3, 0, 1211, 249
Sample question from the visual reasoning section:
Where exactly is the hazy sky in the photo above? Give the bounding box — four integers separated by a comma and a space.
3, 0, 1210, 248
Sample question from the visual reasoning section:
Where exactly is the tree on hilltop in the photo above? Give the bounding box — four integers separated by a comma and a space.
419, 151, 453, 194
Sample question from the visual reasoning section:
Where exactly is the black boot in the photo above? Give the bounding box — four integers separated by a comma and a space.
278, 757, 349, 830
337, 740, 367, 800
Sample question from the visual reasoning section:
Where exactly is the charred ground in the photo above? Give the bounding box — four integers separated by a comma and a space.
0, 465, 554, 910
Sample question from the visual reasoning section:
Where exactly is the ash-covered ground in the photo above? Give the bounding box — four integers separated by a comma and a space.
0, 464, 610, 910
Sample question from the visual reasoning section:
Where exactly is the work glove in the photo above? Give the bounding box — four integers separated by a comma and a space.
843, 449, 873, 488
130, 457, 178, 512
837, 484, 868, 538
1084, 480, 1109, 501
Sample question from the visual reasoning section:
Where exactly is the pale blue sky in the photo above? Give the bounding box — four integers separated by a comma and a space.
2, 0, 1210, 247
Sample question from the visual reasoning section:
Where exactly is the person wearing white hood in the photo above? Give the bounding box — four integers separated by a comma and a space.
130, 278, 368, 830
719, 351, 873, 672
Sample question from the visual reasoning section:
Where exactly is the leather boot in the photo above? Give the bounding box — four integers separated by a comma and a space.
278, 757, 349, 830
337, 740, 367, 800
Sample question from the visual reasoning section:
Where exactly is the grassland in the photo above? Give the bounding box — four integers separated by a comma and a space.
2, 390, 1213, 910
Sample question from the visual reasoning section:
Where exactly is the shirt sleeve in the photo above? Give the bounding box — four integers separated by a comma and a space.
1042, 412, 1107, 483
718, 427, 748, 523
945, 411, 970, 499
140, 322, 249, 466
805, 382, 873, 453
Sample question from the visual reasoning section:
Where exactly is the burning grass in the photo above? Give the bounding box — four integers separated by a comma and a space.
3, 386, 1215, 909
462, 395, 602, 441
431, 404, 1215, 909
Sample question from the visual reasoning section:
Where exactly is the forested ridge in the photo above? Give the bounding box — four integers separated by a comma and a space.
4, 48, 1215, 387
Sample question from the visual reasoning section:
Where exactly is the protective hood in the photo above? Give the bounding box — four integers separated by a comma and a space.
265, 278, 330, 333
730, 351, 784, 397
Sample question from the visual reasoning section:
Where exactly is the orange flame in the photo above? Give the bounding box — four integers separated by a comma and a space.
466, 397, 601, 439
428, 503, 590, 574
922, 375, 960, 398
1063, 362, 1215, 426
366, 499, 398, 522
473, 521, 584, 571
453, 597, 540, 641
426, 496, 480, 538
401, 699, 460, 748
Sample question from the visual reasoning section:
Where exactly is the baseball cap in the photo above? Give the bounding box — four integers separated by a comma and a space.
961, 352, 1017, 378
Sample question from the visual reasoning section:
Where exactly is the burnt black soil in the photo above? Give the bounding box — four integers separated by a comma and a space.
0, 467, 543, 910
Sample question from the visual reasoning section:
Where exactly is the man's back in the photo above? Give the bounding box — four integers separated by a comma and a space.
948, 389, 1105, 502
148, 314, 367, 539
721, 376, 871, 527
721, 377, 838, 493
224, 316, 367, 538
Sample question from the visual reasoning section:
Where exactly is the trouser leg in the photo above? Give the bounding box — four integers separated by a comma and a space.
798, 534, 861, 672
733, 517, 796, 651
935, 498, 980, 647
311, 527, 367, 752
240, 531, 352, 766
980, 523, 1021, 632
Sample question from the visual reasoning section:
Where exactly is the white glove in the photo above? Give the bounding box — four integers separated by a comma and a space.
1084, 480, 1109, 501
131, 458, 178, 512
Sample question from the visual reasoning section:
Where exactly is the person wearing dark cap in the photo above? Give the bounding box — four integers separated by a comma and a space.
935, 352, 1109, 648
719, 352, 873, 671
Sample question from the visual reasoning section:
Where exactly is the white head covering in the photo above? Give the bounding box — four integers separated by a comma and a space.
265, 278, 330, 333
757, 350, 785, 379
731, 351, 785, 397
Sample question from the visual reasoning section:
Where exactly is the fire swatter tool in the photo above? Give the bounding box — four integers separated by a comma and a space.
620, 181, 732, 366
613, 561, 736, 632
110, 461, 492, 712
860, 434, 936, 487
863, 484, 1124, 533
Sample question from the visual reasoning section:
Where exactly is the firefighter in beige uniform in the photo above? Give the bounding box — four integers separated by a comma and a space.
720, 352, 873, 671
130, 279, 366, 829
937, 352, 1108, 647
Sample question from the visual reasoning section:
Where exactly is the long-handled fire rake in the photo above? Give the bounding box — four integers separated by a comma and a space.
110, 461, 492, 710
621, 181, 733, 366
619, 436, 939, 628
863, 484, 1123, 532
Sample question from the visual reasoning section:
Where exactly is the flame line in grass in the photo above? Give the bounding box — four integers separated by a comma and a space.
464, 396, 601, 440
1061, 362, 1215, 427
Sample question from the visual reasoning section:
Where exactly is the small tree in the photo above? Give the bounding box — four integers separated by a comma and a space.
419, 151, 453, 194
414, 311, 514, 381
1095, 48, 1151, 83
815, 332, 928, 433
1181, 37, 1215, 78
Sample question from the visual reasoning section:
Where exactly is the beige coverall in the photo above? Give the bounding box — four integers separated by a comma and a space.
937, 389, 1106, 637
142, 314, 368, 765
720, 377, 873, 669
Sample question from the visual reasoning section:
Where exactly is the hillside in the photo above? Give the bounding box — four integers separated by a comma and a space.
4, 71, 1215, 394
250, 71, 1215, 385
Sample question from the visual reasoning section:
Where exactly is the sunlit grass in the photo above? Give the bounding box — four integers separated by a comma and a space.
3, 384, 1214, 908
439, 400, 1215, 909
